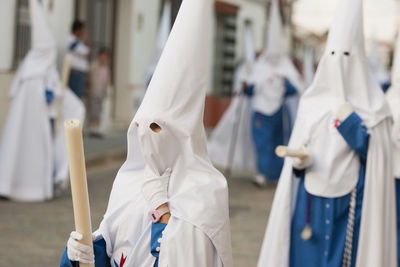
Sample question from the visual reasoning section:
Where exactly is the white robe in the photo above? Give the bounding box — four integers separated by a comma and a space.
0, 77, 85, 201
208, 63, 256, 172
96, 169, 223, 267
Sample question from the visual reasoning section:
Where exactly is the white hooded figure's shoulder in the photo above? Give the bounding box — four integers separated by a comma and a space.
159, 216, 223, 267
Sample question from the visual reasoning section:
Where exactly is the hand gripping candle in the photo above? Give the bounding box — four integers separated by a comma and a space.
64, 119, 94, 267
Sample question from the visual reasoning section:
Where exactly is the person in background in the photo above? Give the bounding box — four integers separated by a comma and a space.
250, 0, 304, 187
67, 20, 90, 99
88, 48, 111, 138
257, 0, 397, 266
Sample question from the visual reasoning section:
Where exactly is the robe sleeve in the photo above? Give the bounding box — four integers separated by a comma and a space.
336, 112, 370, 161
151, 222, 167, 267
243, 84, 254, 97
284, 78, 298, 97
160, 218, 223, 267
59, 238, 111, 267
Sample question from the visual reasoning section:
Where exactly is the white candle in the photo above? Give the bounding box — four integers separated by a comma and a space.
64, 119, 94, 267
275, 145, 309, 159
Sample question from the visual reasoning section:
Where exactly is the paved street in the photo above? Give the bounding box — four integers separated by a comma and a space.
0, 133, 276, 267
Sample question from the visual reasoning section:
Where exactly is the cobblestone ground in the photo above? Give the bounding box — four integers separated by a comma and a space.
0, 164, 275, 267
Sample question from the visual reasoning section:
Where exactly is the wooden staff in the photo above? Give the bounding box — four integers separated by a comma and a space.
64, 119, 94, 267
275, 145, 308, 159
54, 54, 72, 136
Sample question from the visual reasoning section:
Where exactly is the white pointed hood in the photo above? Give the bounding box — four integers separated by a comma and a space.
145, 0, 172, 84
368, 40, 390, 87
10, 0, 57, 97
30, 0, 55, 51
302, 0, 390, 126
264, 0, 284, 58
252, 0, 304, 115
103, 0, 232, 266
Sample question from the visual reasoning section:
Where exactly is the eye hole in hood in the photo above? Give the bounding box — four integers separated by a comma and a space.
150, 122, 162, 133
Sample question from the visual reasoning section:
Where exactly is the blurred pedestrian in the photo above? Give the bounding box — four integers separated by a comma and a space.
88, 48, 111, 138
258, 0, 397, 266
0, 0, 85, 202
60, 0, 232, 266
250, 0, 304, 187
208, 22, 258, 176
67, 20, 90, 99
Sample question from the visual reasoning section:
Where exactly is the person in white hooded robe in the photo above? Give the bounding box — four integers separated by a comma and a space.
208, 21, 258, 177
368, 39, 391, 92
250, 0, 304, 186
60, 0, 232, 266
0, 0, 85, 202
386, 26, 400, 266
257, 0, 397, 266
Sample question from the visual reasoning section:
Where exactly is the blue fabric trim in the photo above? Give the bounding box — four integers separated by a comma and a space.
285, 79, 298, 97
252, 109, 284, 180
60, 238, 110, 267
336, 112, 369, 161
381, 82, 390, 93
243, 84, 254, 97
68, 71, 86, 98
69, 40, 80, 51
151, 222, 167, 267
45, 89, 54, 104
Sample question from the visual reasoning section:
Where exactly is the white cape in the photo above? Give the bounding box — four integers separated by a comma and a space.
0, 80, 84, 201
208, 63, 256, 172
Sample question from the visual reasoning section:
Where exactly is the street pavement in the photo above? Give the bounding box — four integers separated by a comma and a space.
0, 133, 275, 267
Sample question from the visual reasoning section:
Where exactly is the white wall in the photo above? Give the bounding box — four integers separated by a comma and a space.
114, 0, 161, 122
0, 0, 17, 72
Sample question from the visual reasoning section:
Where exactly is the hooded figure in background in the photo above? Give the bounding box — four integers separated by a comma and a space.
303, 46, 315, 87
0, 0, 85, 202
250, 0, 304, 186
144, 0, 172, 88
257, 0, 397, 266
208, 21, 257, 177
386, 26, 400, 266
61, 0, 232, 266
368, 39, 391, 92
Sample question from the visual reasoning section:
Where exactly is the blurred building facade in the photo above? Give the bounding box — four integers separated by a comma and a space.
0, 0, 297, 133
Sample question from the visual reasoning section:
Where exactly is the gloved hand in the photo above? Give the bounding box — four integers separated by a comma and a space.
142, 168, 171, 212
67, 231, 95, 264
292, 155, 313, 170
332, 101, 353, 121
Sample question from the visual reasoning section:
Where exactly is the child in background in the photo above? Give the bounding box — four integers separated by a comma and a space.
88, 48, 111, 138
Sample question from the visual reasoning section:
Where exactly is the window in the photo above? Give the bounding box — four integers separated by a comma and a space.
14, 0, 31, 68
75, 0, 115, 61
213, 2, 238, 97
